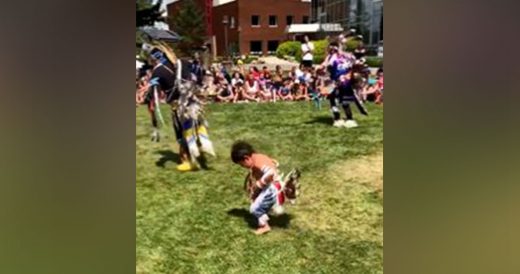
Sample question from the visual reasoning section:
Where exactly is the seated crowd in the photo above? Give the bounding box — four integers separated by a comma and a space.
136, 47, 383, 106
204, 61, 383, 105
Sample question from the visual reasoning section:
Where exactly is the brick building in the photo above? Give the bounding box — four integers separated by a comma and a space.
167, 0, 311, 56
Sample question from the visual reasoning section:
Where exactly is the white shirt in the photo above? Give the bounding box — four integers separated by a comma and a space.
231, 78, 243, 86
247, 80, 259, 93
295, 69, 304, 79
301, 42, 314, 61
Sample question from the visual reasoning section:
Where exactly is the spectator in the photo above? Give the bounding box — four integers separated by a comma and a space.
278, 79, 294, 101
249, 66, 261, 81
272, 65, 284, 97
375, 68, 384, 104
231, 72, 245, 103
362, 75, 380, 102
275, 65, 284, 78
261, 66, 272, 81
354, 41, 366, 60
293, 80, 309, 101
258, 83, 273, 102
216, 83, 236, 103
292, 64, 305, 83
301, 35, 314, 69
231, 71, 244, 87
243, 74, 260, 102
289, 66, 297, 80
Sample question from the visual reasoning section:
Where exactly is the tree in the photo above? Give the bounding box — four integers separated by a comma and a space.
136, 0, 166, 52
136, 0, 165, 27
169, 0, 206, 56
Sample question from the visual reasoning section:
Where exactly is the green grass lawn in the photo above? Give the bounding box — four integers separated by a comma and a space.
136, 101, 383, 274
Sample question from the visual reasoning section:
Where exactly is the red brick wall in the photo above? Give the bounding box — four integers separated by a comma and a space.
213, 2, 240, 56
169, 0, 311, 56
237, 0, 310, 55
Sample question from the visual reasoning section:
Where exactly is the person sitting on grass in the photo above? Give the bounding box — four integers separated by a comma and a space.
231, 141, 293, 235
274, 65, 285, 81
376, 68, 384, 104
362, 75, 380, 102
278, 79, 294, 101
249, 66, 261, 81
272, 65, 284, 101
293, 80, 310, 101
243, 74, 261, 102
258, 75, 273, 102
230, 72, 244, 103
215, 71, 230, 90
216, 82, 235, 103
261, 66, 272, 82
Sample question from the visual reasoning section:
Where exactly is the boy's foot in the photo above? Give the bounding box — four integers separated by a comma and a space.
176, 161, 198, 172
254, 225, 271, 235
344, 120, 358, 128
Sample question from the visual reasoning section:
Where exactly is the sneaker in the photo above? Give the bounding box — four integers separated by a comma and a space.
176, 161, 198, 172
333, 120, 344, 128
151, 131, 160, 142
344, 120, 358, 128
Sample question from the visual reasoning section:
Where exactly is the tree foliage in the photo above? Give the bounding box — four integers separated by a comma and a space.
136, 0, 165, 27
169, 0, 206, 56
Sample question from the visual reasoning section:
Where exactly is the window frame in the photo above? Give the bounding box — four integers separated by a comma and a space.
269, 15, 278, 27
249, 40, 263, 55
286, 15, 293, 26
251, 15, 260, 27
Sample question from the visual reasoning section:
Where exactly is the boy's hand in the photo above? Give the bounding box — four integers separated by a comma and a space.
250, 184, 262, 200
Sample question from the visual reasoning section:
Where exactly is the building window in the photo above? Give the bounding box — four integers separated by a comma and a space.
267, 40, 279, 54
250, 41, 262, 54
251, 15, 260, 27
230, 16, 235, 28
269, 15, 277, 27
286, 15, 293, 26
302, 16, 310, 23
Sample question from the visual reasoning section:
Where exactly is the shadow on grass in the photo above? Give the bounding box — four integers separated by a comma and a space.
155, 150, 180, 168
304, 116, 332, 126
155, 150, 216, 171
227, 208, 292, 229
196, 155, 210, 170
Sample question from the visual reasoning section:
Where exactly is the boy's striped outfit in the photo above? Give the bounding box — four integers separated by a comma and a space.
249, 164, 285, 226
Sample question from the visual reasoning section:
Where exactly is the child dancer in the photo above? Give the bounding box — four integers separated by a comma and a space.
231, 141, 296, 235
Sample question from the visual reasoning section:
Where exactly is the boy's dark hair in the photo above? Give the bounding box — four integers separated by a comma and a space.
231, 141, 255, 163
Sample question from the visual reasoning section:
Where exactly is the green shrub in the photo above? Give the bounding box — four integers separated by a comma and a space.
276, 40, 330, 64
312, 40, 328, 64
243, 55, 259, 64
365, 56, 383, 68
276, 41, 302, 62
345, 39, 362, 52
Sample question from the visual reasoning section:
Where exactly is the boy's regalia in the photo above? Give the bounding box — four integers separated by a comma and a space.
244, 162, 301, 215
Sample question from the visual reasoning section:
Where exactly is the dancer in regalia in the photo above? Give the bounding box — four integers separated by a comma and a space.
139, 41, 216, 171
318, 41, 368, 128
